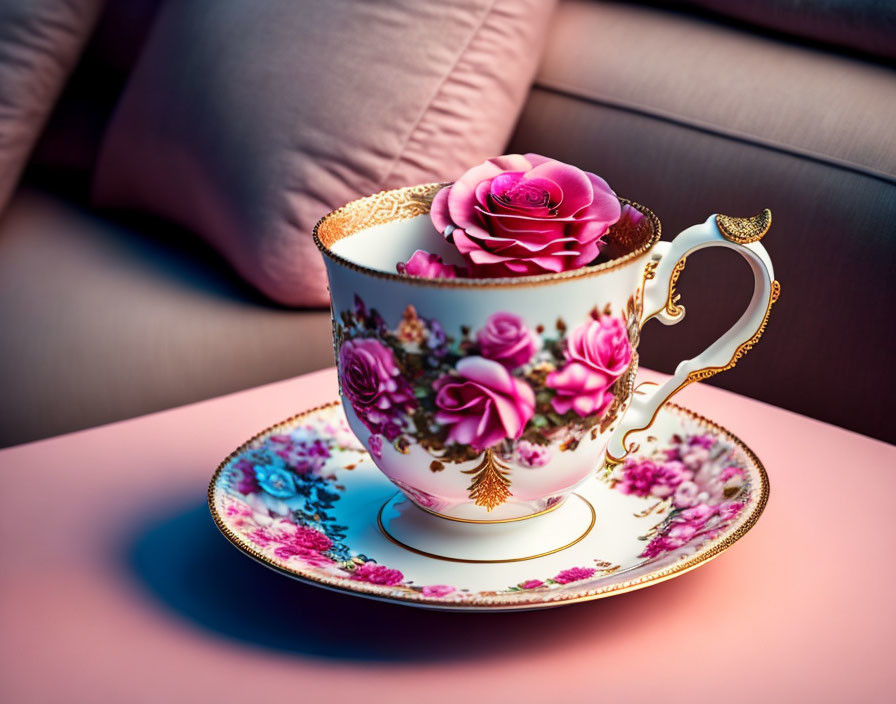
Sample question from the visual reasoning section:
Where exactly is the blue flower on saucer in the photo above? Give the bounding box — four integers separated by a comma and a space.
253, 459, 298, 499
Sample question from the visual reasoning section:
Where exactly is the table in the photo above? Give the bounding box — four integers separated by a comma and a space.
1, 368, 892, 703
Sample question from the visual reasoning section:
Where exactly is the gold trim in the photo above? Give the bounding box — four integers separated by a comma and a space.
642, 256, 687, 325
415, 497, 565, 524
716, 209, 772, 244
676, 279, 781, 390
461, 448, 512, 510
208, 401, 770, 611
664, 256, 687, 318
312, 184, 662, 289
376, 494, 596, 564
614, 279, 781, 460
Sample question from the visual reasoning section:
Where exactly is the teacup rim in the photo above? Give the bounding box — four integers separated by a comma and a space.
313, 182, 662, 288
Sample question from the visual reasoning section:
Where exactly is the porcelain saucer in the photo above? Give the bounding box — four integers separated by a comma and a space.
209, 401, 768, 611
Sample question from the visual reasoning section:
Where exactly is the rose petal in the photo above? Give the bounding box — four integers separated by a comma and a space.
524, 161, 594, 217
474, 179, 493, 209
430, 186, 452, 233
455, 356, 515, 396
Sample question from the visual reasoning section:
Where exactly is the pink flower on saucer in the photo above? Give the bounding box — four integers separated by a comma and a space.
434, 356, 535, 450
476, 312, 538, 369
612, 457, 691, 498
718, 500, 746, 522
430, 153, 621, 276
520, 579, 545, 589
396, 249, 466, 279
250, 520, 333, 566
553, 567, 596, 584
351, 562, 404, 586
546, 316, 632, 417
422, 584, 456, 597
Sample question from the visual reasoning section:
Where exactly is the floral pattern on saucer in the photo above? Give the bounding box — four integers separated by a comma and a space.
210, 402, 767, 610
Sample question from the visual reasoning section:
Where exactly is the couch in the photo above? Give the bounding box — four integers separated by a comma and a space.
1, 0, 894, 447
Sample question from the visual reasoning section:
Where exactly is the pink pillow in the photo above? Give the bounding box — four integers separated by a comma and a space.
92, 0, 557, 306
0, 0, 104, 210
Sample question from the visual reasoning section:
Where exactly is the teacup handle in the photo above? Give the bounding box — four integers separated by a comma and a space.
605, 210, 781, 464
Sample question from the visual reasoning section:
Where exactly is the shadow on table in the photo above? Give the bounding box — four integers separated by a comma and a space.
126, 499, 696, 662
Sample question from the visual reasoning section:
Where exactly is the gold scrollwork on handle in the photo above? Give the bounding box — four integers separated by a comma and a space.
716, 209, 772, 244
681, 279, 781, 387
607, 279, 781, 473
665, 257, 687, 318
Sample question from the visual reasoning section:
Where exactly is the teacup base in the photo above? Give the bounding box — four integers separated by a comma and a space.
377, 492, 596, 564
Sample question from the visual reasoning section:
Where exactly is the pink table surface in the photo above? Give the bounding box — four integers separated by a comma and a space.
1, 368, 893, 703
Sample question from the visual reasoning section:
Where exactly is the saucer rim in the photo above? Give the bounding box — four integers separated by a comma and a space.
208, 400, 769, 611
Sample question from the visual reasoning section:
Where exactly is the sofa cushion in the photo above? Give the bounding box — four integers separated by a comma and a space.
508, 0, 896, 442
0, 188, 335, 448
672, 0, 896, 60
536, 1, 896, 183
28, 0, 165, 190
92, 0, 557, 307
0, 0, 104, 211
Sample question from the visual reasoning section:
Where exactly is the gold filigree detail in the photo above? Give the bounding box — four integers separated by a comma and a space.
313, 186, 662, 289
607, 280, 780, 471
643, 260, 657, 280
633, 499, 671, 518
316, 182, 448, 248
716, 209, 772, 244
462, 449, 512, 511
600, 353, 638, 434
665, 256, 687, 318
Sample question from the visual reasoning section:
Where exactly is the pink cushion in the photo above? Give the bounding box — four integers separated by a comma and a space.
92, 0, 557, 306
0, 0, 104, 210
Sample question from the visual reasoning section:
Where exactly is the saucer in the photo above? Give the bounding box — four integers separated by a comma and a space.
209, 400, 768, 611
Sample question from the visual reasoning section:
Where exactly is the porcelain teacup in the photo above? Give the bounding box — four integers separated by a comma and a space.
314, 183, 778, 524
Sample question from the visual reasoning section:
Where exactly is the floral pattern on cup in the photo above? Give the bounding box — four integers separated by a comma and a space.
334, 296, 637, 468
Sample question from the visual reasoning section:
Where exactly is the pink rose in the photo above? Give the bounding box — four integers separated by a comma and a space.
520, 579, 544, 589
434, 356, 535, 450
396, 249, 466, 279
476, 312, 537, 368
338, 338, 414, 440
422, 584, 456, 597
430, 153, 621, 276
546, 316, 633, 417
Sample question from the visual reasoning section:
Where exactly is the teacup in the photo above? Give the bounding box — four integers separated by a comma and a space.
314, 183, 778, 524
